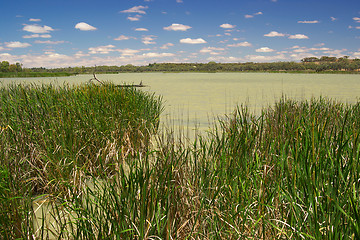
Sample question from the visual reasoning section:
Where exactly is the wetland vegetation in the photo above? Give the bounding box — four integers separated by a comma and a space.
1, 56, 360, 78
0, 81, 359, 239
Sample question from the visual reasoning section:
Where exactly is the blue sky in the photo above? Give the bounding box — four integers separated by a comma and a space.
0, 0, 359, 68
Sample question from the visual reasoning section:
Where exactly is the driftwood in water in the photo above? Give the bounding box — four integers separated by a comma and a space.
89, 66, 105, 85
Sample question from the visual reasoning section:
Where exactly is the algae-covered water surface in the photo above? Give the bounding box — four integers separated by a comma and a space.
2, 72, 360, 130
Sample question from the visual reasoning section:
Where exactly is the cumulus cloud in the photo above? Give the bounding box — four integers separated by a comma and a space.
29, 18, 41, 22
264, 31, 286, 37
34, 40, 65, 44
331, 17, 337, 21
244, 54, 286, 62
5, 41, 31, 48
23, 34, 51, 39
89, 45, 115, 54
142, 36, 157, 45
121, 6, 148, 14
298, 20, 319, 24
288, 34, 309, 39
200, 47, 225, 55
118, 49, 141, 56
160, 43, 174, 49
228, 41, 252, 47
75, 22, 97, 31
180, 38, 207, 44
256, 47, 275, 52
164, 23, 192, 31
349, 26, 360, 29
220, 23, 236, 29
114, 35, 135, 41
135, 28, 149, 31
245, 12, 263, 19
128, 15, 142, 21
353, 17, 360, 23
23, 24, 54, 33
142, 52, 175, 58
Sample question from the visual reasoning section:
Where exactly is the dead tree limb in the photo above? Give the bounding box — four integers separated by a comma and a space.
88, 65, 105, 85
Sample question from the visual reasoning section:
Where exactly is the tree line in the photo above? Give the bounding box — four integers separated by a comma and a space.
1, 56, 360, 75
0, 61, 23, 73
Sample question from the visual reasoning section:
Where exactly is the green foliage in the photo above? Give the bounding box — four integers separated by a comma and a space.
4, 56, 358, 76
0, 61, 22, 73
1, 87, 360, 239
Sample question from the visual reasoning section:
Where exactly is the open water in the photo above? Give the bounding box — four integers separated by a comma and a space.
2, 72, 360, 132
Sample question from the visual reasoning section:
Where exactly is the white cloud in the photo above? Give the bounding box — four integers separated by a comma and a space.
331, 17, 337, 21
74, 51, 89, 58
353, 17, 360, 23
244, 54, 286, 62
164, 23, 192, 31
114, 35, 135, 41
142, 36, 157, 45
23, 34, 51, 39
121, 6, 148, 14
256, 47, 275, 53
128, 15, 142, 21
89, 45, 115, 54
298, 20, 319, 24
176, 0, 183, 3
5, 41, 31, 48
288, 34, 309, 39
142, 52, 175, 58
135, 28, 149, 31
349, 26, 360, 29
200, 47, 225, 55
29, 18, 41, 22
160, 43, 174, 49
228, 41, 252, 47
118, 49, 140, 56
352, 51, 360, 57
75, 22, 97, 31
180, 38, 207, 44
220, 23, 236, 29
264, 31, 286, 37
23, 24, 54, 33
245, 12, 263, 19
34, 40, 65, 44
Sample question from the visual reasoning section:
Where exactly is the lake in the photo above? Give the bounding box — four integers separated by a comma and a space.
2, 72, 360, 132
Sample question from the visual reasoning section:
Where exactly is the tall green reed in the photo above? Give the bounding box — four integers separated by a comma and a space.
0, 82, 163, 238
1, 84, 359, 239
48, 97, 360, 239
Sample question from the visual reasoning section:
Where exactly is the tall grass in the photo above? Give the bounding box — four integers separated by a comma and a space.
1, 82, 359, 239
0, 83, 162, 238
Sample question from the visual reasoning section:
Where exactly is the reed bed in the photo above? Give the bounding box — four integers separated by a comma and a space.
1, 82, 359, 239
0, 83, 162, 239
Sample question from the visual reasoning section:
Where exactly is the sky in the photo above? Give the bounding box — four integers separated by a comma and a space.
0, 0, 359, 68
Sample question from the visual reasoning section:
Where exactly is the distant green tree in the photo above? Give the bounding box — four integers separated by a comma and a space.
301, 57, 319, 63
0, 61, 10, 72
15, 62, 22, 72
9, 64, 17, 72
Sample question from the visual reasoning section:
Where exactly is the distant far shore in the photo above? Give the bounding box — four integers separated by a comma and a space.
1, 56, 360, 78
